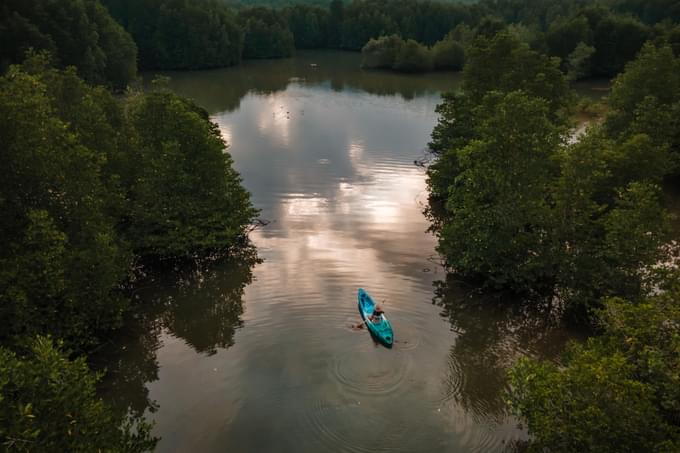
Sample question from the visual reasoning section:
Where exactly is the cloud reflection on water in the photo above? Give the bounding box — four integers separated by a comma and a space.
105, 54, 567, 452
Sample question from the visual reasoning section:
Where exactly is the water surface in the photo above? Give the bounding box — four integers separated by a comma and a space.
101, 51, 574, 452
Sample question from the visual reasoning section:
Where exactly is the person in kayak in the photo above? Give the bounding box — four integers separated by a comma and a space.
370, 304, 385, 323
352, 303, 385, 329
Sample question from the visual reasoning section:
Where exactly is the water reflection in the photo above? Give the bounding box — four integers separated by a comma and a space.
95, 257, 256, 419
433, 275, 576, 424
107, 53, 573, 452
150, 51, 461, 114
159, 260, 255, 354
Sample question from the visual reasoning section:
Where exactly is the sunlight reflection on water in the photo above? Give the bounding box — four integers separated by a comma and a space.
103, 51, 580, 453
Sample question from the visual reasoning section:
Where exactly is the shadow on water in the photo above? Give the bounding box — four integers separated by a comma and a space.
91, 255, 258, 419
432, 274, 581, 424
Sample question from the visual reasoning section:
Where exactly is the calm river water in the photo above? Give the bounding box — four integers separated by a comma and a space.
99, 51, 588, 452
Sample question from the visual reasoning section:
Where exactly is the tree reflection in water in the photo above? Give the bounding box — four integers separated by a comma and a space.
432, 274, 580, 423
92, 252, 258, 421
154, 51, 460, 115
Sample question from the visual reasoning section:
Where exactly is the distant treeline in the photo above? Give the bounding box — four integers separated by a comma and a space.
0, 0, 138, 89
356, 0, 680, 74
4, 0, 680, 81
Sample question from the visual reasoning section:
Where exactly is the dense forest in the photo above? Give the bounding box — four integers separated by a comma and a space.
425, 26, 680, 453
0, 10, 257, 446
2, 0, 680, 450
5, 0, 680, 75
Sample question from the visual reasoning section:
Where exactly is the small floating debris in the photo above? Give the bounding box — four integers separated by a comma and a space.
310, 63, 318, 68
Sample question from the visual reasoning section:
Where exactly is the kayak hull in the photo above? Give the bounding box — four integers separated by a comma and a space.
357, 288, 394, 347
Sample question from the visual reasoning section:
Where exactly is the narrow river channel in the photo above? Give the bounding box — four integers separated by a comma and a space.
98, 51, 593, 452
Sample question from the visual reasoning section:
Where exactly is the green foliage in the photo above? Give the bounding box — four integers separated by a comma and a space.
510, 281, 680, 452
0, 60, 257, 349
590, 13, 650, 76
361, 33, 462, 73
487, 3, 652, 77
613, 0, 680, 24
87, 0, 673, 78
0, 0, 137, 89
327, 0, 344, 47
606, 43, 680, 144
437, 91, 560, 291
283, 4, 329, 48
0, 62, 130, 350
664, 23, 680, 56
0, 337, 156, 452
426, 92, 476, 198
546, 15, 591, 63
473, 15, 507, 39
340, 6, 398, 50
428, 94, 474, 157
505, 23, 544, 51
463, 31, 570, 116
427, 37, 672, 314
361, 34, 404, 69
238, 7, 295, 58
393, 38, 432, 72
431, 37, 465, 70
448, 23, 475, 48
339, 0, 472, 50
554, 133, 671, 315
0, 61, 257, 452
102, 0, 243, 69
427, 29, 570, 195
431, 29, 572, 141
122, 84, 259, 258
85, 0, 139, 88
566, 41, 595, 80
511, 349, 673, 452
432, 122, 670, 311
476, 0, 582, 30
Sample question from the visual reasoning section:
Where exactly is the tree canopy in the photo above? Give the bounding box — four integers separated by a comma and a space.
0, 337, 156, 452
5, 0, 679, 77
238, 7, 295, 58
361, 33, 465, 72
426, 31, 672, 317
0, 54, 257, 452
0, 58, 257, 351
102, 0, 243, 69
605, 42, 680, 163
0, 0, 137, 88
0, 60, 130, 350
510, 276, 680, 452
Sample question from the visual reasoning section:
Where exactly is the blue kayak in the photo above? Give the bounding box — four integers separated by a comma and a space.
357, 288, 394, 347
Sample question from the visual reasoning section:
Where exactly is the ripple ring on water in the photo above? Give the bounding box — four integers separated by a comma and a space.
328, 348, 413, 398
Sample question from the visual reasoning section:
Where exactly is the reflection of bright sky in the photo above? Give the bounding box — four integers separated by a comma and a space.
251, 161, 430, 278
348, 140, 364, 164
220, 124, 232, 146
256, 95, 292, 147
219, 85, 441, 309
144, 65, 531, 453
285, 196, 326, 216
